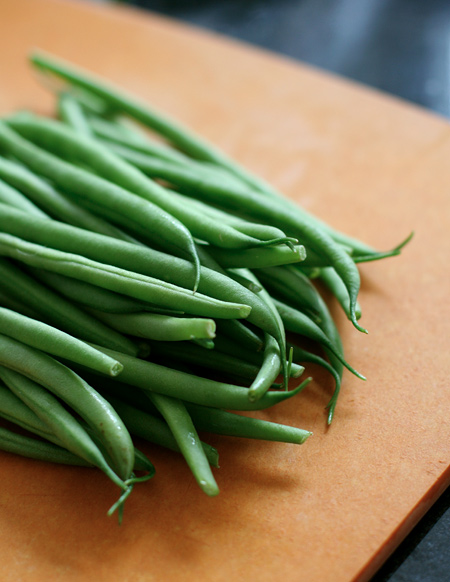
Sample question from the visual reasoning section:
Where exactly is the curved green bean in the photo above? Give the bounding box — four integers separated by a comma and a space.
0, 232, 251, 320
0, 334, 135, 480
0, 258, 140, 356
0, 121, 201, 290
0, 306, 123, 376
0, 155, 137, 242
0, 175, 48, 217
0, 366, 125, 489
92, 344, 311, 411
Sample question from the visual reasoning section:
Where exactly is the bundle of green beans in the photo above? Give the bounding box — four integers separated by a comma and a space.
0, 51, 411, 520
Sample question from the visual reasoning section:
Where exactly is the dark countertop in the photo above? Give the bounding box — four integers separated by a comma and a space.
118, 1, 450, 580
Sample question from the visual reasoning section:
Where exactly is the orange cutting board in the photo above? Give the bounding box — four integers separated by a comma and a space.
0, 1, 449, 581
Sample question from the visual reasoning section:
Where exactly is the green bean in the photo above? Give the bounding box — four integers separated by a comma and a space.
0, 176, 48, 217
312, 292, 346, 423
30, 51, 404, 297
0, 306, 123, 376
146, 392, 219, 496
273, 298, 365, 381
162, 187, 297, 246
0, 204, 281, 341
93, 140, 296, 244
0, 334, 135, 480
205, 244, 306, 270
0, 366, 126, 489
0, 232, 251, 320
58, 91, 93, 137
0, 156, 137, 242
239, 268, 288, 387
92, 344, 311, 411
91, 311, 216, 342
101, 392, 219, 468
88, 115, 197, 165
0, 381, 61, 444
0, 122, 201, 289
287, 342, 342, 425
256, 265, 324, 324
0, 425, 95, 467
28, 50, 265, 168
247, 334, 282, 401
30, 268, 154, 314
214, 319, 263, 353
147, 340, 260, 380
0, 381, 154, 474
8, 114, 296, 252
185, 402, 312, 444
95, 380, 311, 446
319, 266, 362, 321
0, 258, 140, 356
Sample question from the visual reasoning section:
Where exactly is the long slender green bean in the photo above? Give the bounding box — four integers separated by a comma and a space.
0, 175, 48, 217
185, 402, 312, 444
101, 392, 219, 468
0, 334, 135, 480
58, 91, 93, 137
0, 381, 61, 445
94, 379, 312, 446
273, 298, 365, 381
0, 232, 251, 320
207, 244, 306, 269
0, 155, 137, 242
0, 204, 282, 341
146, 392, 219, 496
30, 268, 155, 314
0, 121, 201, 289
8, 114, 297, 252
0, 366, 126, 489
0, 258, 140, 356
90, 311, 216, 342
91, 344, 311, 411
0, 425, 95, 467
0, 306, 123, 376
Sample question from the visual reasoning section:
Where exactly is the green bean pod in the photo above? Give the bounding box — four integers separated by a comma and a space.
90, 310, 216, 342
8, 114, 296, 252
0, 155, 137, 242
0, 306, 123, 376
0, 175, 48, 217
102, 392, 219, 468
146, 392, 219, 496
91, 345, 311, 411
0, 334, 135, 480
0, 258, 140, 356
0, 425, 95, 467
0, 366, 126, 489
0, 205, 281, 341
0, 121, 201, 289
0, 232, 251, 320
58, 91, 93, 137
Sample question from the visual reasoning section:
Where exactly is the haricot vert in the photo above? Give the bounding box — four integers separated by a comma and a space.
0, 50, 411, 520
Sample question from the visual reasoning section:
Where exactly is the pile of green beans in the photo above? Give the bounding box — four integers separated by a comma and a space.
0, 51, 411, 520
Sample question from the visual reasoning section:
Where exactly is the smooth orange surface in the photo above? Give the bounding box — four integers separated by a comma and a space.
1, 1, 449, 581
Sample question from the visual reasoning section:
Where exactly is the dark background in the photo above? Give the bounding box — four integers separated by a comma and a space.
117, 1, 450, 580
